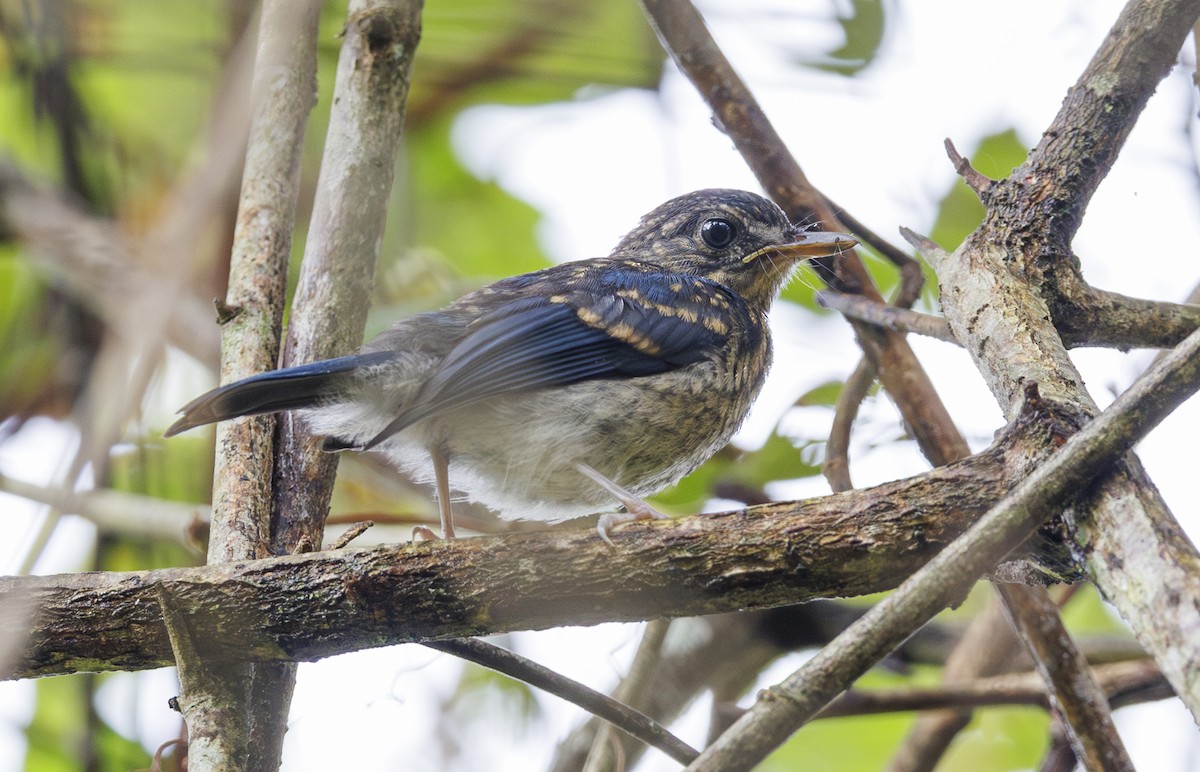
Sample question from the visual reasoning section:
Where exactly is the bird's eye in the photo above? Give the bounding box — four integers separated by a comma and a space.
700, 218, 738, 249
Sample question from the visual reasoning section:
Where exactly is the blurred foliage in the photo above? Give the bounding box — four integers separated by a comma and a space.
24, 676, 151, 772
803, 0, 889, 76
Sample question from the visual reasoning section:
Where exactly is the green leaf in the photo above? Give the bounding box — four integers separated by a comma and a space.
24, 676, 150, 772
760, 667, 927, 772
796, 379, 849, 407
653, 432, 823, 511
804, 0, 888, 77
923, 129, 1028, 307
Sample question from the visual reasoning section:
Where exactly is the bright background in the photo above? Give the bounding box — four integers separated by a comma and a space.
1, 0, 1198, 769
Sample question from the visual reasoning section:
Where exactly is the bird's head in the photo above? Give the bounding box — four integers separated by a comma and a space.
611, 189, 856, 308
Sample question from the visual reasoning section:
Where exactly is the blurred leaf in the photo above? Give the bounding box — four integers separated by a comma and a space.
405, 0, 662, 126
1060, 583, 1130, 637
102, 439, 212, 569
108, 438, 214, 505
795, 379, 848, 407
763, 659, 1047, 772
781, 242, 898, 310
779, 261, 831, 309
0, 249, 99, 423
761, 667, 925, 772
654, 432, 822, 511
805, 0, 888, 76
444, 661, 541, 744
405, 117, 549, 281
941, 707, 1049, 771
24, 676, 151, 772
926, 129, 1028, 304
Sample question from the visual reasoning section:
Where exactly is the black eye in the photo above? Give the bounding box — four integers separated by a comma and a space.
700, 218, 738, 249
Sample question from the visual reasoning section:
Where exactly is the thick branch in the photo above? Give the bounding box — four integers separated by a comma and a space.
918, 0, 1200, 726
1057, 287, 1200, 350
194, 4, 323, 770
5, 433, 1028, 681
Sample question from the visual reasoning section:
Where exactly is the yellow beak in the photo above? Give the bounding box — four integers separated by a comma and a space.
743, 231, 858, 263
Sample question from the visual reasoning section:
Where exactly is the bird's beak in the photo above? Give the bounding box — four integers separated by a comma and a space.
743, 231, 858, 263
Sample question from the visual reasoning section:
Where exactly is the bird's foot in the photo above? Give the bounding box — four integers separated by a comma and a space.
576, 463, 668, 546
411, 526, 443, 542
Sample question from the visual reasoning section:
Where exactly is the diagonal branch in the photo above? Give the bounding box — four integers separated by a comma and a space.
428, 636, 698, 766
640, 0, 971, 467
995, 583, 1134, 770
687, 299, 1200, 771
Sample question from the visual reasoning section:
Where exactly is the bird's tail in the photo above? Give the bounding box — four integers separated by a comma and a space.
164, 351, 395, 437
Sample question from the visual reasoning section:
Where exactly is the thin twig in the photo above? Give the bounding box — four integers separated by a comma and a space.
426, 637, 699, 766
944, 138, 994, 197
328, 521, 375, 550
821, 356, 874, 493
824, 199, 926, 308
817, 292, 959, 344
815, 659, 1169, 718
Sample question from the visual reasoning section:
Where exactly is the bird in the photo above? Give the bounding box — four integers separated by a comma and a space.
165, 189, 856, 542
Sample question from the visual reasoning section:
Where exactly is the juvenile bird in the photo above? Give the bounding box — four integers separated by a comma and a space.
166, 189, 855, 541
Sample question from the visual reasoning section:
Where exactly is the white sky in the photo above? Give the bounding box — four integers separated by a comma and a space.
3, 0, 1200, 769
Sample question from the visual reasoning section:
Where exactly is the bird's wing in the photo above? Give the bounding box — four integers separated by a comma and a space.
360, 266, 742, 449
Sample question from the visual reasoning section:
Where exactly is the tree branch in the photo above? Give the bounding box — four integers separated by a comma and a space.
428, 636, 698, 766
996, 583, 1134, 770
191, 3, 323, 770
640, 0, 972, 467
921, 0, 1200, 724
816, 291, 958, 345
5, 424, 1038, 681
886, 590, 1022, 772
687, 314, 1200, 770
818, 659, 1170, 718
271, 0, 423, 555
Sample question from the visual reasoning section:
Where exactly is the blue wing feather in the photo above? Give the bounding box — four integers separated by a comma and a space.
361, 266, 739, 448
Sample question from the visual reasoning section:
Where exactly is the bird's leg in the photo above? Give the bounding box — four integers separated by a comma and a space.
575, 462, 667, 546
432, 445, 456, 539
413, 445, 457, 541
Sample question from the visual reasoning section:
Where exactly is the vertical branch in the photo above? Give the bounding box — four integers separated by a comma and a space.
247, 4, 422, 763
270, 0, 424, 556
186, 3, 323, 771
208, 1, 322, 564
